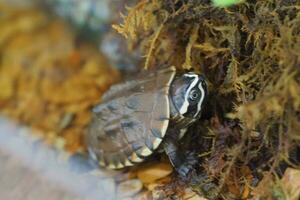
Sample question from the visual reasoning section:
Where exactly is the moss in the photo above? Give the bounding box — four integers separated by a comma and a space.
114, 0, 300, 199
213, 0, 243, 7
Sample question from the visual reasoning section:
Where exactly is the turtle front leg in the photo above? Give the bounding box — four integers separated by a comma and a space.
163, 134, 196, 177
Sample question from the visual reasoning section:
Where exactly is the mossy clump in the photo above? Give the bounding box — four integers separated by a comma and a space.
114, 0, 300, 199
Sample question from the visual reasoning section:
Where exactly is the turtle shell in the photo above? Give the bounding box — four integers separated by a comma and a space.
86, 67, 176, 169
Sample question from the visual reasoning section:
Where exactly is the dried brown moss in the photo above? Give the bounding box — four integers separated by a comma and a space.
114, 0, 300, 199
0, 5, 120, 153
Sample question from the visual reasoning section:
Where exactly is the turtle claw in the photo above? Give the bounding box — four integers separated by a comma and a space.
177, 164, 194, 177
176, 152, 198, 178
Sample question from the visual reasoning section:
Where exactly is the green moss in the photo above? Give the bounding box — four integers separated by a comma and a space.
213, 0, 242, 7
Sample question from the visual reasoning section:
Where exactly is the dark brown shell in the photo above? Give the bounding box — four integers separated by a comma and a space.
86, 67, 176, 169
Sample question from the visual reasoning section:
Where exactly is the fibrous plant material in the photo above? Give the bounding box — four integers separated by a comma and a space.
0, 5, 120, 153
113, 0, 300, 199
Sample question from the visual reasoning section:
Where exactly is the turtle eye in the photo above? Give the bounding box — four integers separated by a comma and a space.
188, 89, 200, 101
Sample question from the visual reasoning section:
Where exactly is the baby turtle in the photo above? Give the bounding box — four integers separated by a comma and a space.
86, 66, 207, 176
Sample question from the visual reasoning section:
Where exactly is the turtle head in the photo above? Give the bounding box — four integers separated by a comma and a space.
170, 72, 207, 119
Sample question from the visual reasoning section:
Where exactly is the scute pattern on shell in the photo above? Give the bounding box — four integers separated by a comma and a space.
87, 67, 176, 169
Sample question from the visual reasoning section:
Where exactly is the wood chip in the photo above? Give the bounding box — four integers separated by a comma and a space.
281, 168, 300, 200
136, 162, 173, 184
117, 179, 143, 197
